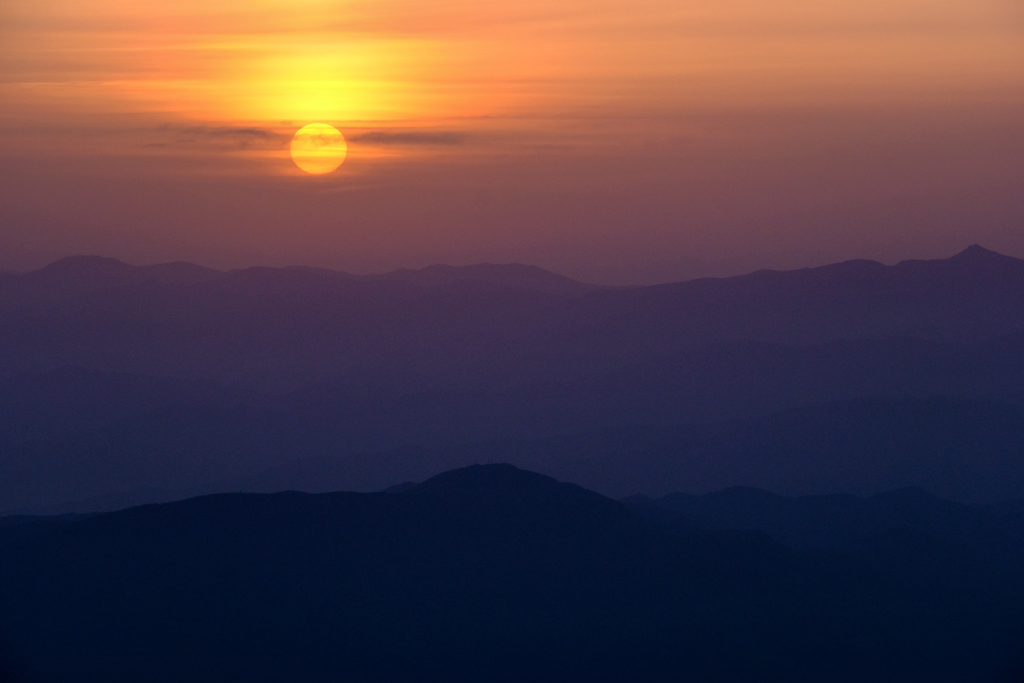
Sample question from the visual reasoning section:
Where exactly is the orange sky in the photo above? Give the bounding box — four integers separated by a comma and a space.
1, 0, 1023, 281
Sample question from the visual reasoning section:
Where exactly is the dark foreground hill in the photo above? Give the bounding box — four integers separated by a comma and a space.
2, 465, 1023, 682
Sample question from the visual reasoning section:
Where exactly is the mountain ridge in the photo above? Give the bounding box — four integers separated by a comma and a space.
4, 255, 602, 300
2, 463, 1022, 682
2, 245, 1024, 512
1, 244, 1023, 390
19, 243, 1019, 287
6, 391, 1024, 514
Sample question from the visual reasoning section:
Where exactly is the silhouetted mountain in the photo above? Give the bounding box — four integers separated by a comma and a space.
6, 387, 1024, 514
373, 262, 604, 297
0, 255, 223, 306
626, 486, 1024, 575
4, 246, 1024, 512
5, 329, 1024, 456
576, 244, 1024, 349
1, 465, 1022, 682
0, 256, 597, 308
507, 395, 1024, 502
0, 246, 1022, 389
0, 366, 243, 445
222, 395, 1024, 501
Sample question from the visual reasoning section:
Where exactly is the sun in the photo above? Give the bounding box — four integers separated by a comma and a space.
290, 123, 347, 174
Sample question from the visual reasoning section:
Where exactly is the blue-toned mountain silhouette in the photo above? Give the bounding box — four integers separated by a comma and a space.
2, 247, 1024, 511
2, 464, 1023, 682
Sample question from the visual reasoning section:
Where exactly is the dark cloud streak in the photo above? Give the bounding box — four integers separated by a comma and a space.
349, 130, 466, 146
155, 124, 290, 149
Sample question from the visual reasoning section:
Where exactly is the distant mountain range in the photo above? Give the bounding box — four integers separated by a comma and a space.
2, 246, 1024, 512
2, 465, 1023, 682
1, 244, 1022, 389
628, 483, 1024, 573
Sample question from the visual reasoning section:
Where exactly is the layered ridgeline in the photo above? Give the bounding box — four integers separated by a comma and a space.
2, 465, 1023, 682
2, 246, 1024, 511
1, 244, 1022, 389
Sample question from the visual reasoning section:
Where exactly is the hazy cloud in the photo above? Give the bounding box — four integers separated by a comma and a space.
156, 125, 291, 149
349, 131, 466, 146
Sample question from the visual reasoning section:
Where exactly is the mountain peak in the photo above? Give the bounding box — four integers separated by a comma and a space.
37, 255, 132, 276
413, 463, 560, 495
408, 463, 619, 511
948, 244, 1019, 264
27, 256, 224, 287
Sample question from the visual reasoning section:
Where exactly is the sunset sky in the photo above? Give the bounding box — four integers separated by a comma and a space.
2, 0, 1022, 282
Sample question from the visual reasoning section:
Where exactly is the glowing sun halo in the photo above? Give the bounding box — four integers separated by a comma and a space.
290, 123, 347, 174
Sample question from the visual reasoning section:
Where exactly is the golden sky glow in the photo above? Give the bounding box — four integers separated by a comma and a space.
0, 0, 1022, 281
3, 0, 1022, 131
